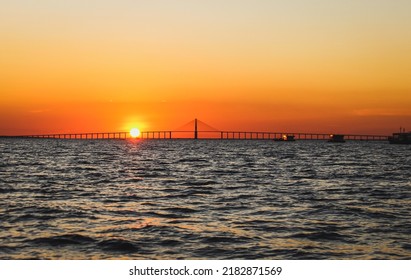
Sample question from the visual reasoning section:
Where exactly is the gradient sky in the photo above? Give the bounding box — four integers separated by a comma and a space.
1, 0, 410, 135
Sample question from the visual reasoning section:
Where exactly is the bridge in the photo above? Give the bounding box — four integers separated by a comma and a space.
0, 119, 389, 141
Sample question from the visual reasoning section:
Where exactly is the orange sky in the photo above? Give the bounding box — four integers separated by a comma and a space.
1, 1, 410, 135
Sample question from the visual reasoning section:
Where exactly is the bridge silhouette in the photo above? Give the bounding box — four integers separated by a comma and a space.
0, 118, 389, 141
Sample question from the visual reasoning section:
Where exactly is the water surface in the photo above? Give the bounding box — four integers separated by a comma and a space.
0, 139, 410, 259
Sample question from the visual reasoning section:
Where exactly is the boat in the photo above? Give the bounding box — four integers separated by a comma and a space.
328, 134, 345, 143
274, 134, 295, 142
388, 132, 411, 144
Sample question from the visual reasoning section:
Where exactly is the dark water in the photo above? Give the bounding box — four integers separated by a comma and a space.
1, 139, 410, 259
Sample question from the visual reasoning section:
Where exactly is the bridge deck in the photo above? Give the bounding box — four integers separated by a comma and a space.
1, 130, 389, 141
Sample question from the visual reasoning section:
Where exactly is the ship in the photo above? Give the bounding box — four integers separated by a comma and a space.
388, 132, 411, 144
274, 134, 295, 142
328, 134, 345, 143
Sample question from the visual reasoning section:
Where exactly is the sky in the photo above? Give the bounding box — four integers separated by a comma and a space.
1, 0, 410, 135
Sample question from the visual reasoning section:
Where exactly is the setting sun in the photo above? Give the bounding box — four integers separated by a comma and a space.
130, 128, 141, 138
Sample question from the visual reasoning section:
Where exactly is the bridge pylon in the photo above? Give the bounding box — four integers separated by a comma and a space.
194, 118, 198, 139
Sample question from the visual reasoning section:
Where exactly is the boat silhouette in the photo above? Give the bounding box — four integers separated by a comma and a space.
388, 132, 411, 144
328, 134, 345, 143
274, 135, 295, 142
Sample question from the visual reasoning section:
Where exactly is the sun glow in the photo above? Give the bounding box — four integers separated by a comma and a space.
130, 128, 141, 138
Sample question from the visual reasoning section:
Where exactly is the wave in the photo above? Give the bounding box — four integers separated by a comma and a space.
98, 239, 139, 253
30, 234, 96, 246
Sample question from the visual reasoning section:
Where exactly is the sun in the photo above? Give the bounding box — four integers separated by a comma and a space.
130, 128, 141, 138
